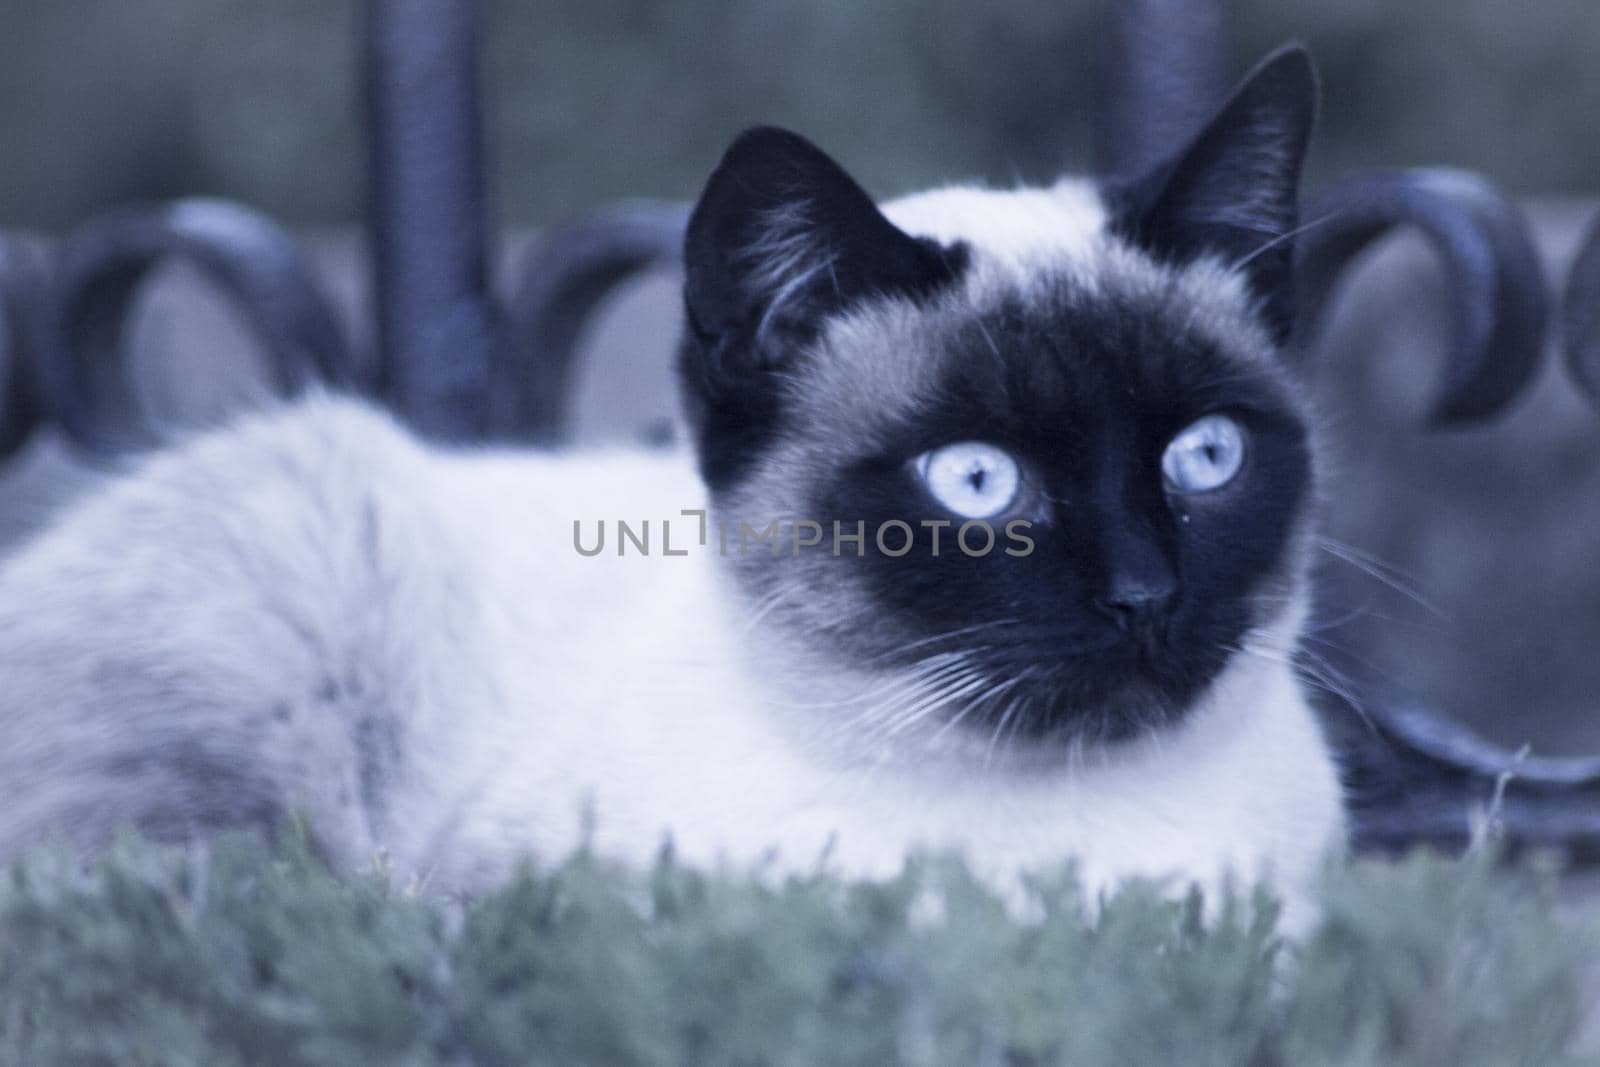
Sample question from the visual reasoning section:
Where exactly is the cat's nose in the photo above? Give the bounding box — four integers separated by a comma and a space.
1094, 571, 1177, 629
1094, 531, 1178, 629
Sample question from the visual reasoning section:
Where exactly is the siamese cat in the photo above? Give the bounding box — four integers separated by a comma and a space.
0, 47, 1344, 927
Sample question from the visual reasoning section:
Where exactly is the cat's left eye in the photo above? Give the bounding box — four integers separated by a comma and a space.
1162, 415, 1246, 494
915, 441, 1021, 519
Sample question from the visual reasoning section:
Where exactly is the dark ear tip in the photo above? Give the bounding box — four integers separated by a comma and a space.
1244, 45, 1320, 111
690, 128, 806, 248
717, 126, 825, 170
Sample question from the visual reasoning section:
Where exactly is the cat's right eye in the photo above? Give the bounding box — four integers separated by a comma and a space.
914, 442, 1021, 519
1162, 415, 1246, 494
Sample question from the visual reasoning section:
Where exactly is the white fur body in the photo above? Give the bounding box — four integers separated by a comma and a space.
0, 180, 1345, 926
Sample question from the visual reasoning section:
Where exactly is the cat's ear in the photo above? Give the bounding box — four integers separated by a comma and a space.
683, 127, 964, 372
1111, 47, 1317, 342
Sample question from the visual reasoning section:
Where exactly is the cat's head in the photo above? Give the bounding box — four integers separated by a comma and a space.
678, 48, 1320, 752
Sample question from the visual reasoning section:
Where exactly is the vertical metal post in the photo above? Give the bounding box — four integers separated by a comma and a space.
0, 238, 43, 459
364, 0, 496, 440
1094, 0, 1231, 178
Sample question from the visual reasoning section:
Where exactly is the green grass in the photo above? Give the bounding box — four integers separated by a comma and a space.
0, 830, 1592, 1066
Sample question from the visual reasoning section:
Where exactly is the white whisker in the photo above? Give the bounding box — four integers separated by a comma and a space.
1316, 537, 1447, 621
1229, 208, 1351, 273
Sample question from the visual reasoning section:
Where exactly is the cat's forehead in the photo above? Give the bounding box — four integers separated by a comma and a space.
882, 180, 1258, 313
788, 182, 1286, 443
882, 180, 1109, 283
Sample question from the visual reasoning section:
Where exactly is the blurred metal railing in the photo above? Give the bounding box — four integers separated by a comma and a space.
0, 0, 1596, 856
0, 0, 688, 456
1565, 214, 1600, 407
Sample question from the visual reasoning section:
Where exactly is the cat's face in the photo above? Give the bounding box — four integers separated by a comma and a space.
679, 50, 1319, 749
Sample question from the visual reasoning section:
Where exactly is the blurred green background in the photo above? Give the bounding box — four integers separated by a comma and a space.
1, 0, 1596, 233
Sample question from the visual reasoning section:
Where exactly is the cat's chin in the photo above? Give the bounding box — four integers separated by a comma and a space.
937, 642, 1229, 752
850, 675, 1199, 773
953, 613, 1307, 762
980, 684, 1188, 752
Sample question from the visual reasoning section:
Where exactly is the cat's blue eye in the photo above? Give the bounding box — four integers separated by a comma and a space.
1162, 415, 1245, 494
915, 441, 1021, 519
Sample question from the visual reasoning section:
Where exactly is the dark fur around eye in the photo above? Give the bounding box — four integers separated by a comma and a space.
795, 286, 1312, 743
